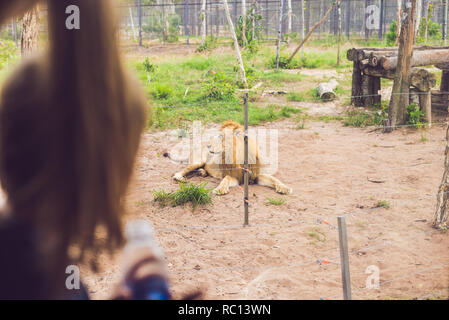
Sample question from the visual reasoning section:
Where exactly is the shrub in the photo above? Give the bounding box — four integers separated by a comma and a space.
386, 20, 397, 46
196, 35, 218, 52
152, 83, 173, 99
268, 55, 300, 69
406, 103, 425, 128
202, 72, 236, 100
153, 182, 212, 210
0, 40, 17, 70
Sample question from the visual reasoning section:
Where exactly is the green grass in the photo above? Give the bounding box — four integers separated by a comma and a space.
265, 197, 287, 206
375, 200, 390, 209
153, 182, 212, 211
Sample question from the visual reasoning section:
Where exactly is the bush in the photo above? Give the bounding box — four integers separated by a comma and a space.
202, 72, 236, 100
196, 35, 218, 53
0, 40, 17, 70
235, 8, 264, 47
407, 103, 425, 128
268, 55, 300, 69
152, 83, 173, 99
386, 20, 397, 47
153, 182, 212, 210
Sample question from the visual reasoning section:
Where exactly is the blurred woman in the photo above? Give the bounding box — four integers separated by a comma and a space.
0, 0, 153, 299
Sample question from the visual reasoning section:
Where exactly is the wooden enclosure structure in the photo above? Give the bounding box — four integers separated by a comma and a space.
347, 46, 449, 124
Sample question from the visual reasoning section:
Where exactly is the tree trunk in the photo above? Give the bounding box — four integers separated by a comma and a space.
337, 2, 342, 66
386, 0, 416, 132
201, 0, 206, 45
396, 0, 402, 45
415, 0, 422, 38
287, 0, 292, 33
222, 0, 247, 87
434, 124, 449, 230
242, 0, 247, 46
21, 5, 40, 57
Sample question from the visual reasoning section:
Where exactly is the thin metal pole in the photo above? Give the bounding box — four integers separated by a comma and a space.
265, 0, 269, 36
345, 0, 350, 38
13, 19, 18, 47
244, 92, 249, 226
138, 0, 142, 46
275, 0, 284, 70
234, 0, 237, 26
443, 0, 448, 45
338, 216, 352, 300
379, 0, 384, 40
186, 0, 190, 44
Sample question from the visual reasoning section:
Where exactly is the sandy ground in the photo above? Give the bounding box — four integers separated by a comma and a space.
84, 116, 449, 300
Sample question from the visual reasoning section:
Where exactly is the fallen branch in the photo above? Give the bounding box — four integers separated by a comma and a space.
288, 0, 341, 63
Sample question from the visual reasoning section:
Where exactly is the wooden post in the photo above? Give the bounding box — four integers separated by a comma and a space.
387, 0, 416, 132
419, 89, 432, 126
338, 216, 352, 300
275, 0, 285, 70
244, 92, 249, 226
138, 0, 142, 46
351, 61, 363, 106
434, 124, 449, 230
265, 0, 269, 36
300, 0, 305, 58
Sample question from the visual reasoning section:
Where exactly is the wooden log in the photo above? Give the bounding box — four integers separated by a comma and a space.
351, 61, 363, 106
419, 90, 432, 126
363, 67, 436, 92
371, 76, 381, 105
440, 69, 449, 92
361, 75, 373, 106
381, 49, 449, 70
317, 79, 338, 101
347, 45, 449, 62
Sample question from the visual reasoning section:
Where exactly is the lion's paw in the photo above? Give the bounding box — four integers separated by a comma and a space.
213, 186, 229, 195
197, 168, 208, 177
173, 172, 186, 182
276, 184, 292, 195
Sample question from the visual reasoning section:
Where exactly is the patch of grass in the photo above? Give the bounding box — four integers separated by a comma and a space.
265, 197, 287, 206
305, 227, 326, 242
287, 91, 306, 102
375, 200, 390, 209
152, 182, 212, 211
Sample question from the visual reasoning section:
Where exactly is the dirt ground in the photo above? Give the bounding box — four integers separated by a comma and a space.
84, 114, 449, 300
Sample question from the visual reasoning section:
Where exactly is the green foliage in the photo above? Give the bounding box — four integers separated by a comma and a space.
143, 12, 180, 43
406, 103, 425, 128
268, 55, 300, 69
265, 197, 287, 206
152, 83, 173, 99
143, 58, 157, 74
153, 182, 212, 210
235, 8, 264, 47
0, 40, 17, 70
386, 20, 397, 47
202, 71, 237, 101
343, 107, 386, 128
416, 17, 442, 44
196, 35, 218, 52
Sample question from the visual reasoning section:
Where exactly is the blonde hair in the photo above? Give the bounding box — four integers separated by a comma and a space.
0, 0, 150, 296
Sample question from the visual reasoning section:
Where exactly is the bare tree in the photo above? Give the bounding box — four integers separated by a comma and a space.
434, 124, 449, 230
287, 0, 292, 33
201, 0, 207, 45
242, 0, 247, 46
396, 0, 402, 44
415, 0, 422, 38
386, 0, 416, 132
21, 4, 40, 57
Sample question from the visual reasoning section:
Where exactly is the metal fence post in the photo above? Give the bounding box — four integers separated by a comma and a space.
338, 216, 352, 300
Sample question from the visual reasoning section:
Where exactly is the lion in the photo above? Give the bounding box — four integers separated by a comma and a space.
172, 121, 292, 195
